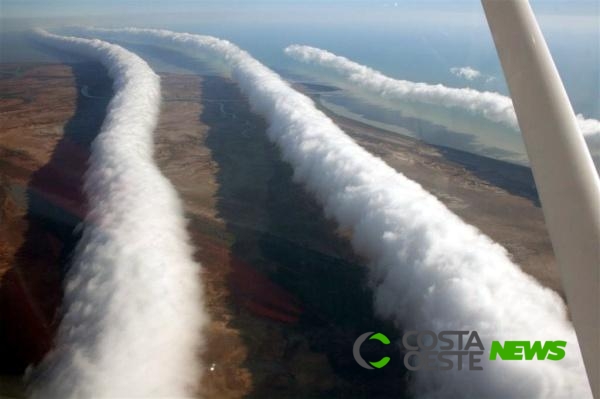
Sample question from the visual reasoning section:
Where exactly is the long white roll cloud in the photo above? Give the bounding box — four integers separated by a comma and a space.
28, 30, 206, 398
74, 27, 592, 398
284, 45, 600, 168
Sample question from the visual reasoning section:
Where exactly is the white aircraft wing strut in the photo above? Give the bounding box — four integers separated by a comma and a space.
482, 1, 600, 396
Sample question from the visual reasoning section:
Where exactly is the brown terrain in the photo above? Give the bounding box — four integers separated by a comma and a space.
0, 62, 559, 398
306, 87, 559, 294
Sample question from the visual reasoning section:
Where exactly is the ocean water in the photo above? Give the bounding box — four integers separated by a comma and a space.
1, 1, 598, 164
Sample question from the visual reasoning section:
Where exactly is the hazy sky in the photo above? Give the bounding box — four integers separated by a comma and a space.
1, 0, 597, 117
1, 0, 598, 19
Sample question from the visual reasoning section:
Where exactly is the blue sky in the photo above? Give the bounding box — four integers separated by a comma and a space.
1, 0, 597, 117
1, 0, 598, 19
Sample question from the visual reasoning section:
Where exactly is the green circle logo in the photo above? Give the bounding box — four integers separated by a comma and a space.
353, 332, 391, 369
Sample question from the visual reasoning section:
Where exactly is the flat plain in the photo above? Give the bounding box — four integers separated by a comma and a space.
0, 63, 560, 398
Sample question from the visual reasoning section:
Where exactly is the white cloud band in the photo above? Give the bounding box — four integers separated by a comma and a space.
64, 27, 592, 398
28, 29, 206, 398
285, 44, 600, 169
